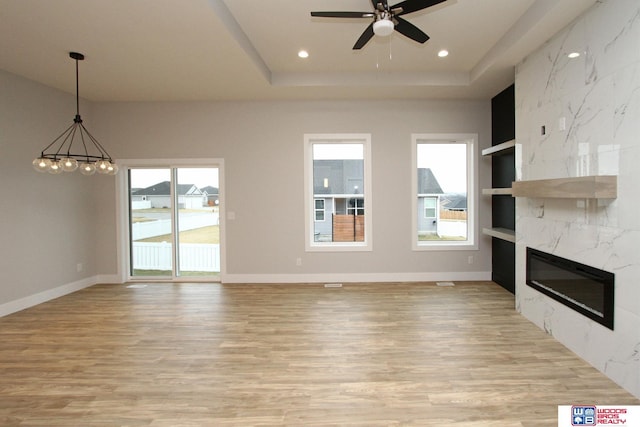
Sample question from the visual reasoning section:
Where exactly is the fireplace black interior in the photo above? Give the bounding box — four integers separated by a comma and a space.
526, 247, 614, 330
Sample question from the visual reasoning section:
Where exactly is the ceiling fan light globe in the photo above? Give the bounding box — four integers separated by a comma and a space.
373, 19, 394, 37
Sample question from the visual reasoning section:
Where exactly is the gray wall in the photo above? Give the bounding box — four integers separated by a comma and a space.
0, 69, 111, 307
0, 68, 493, 310
93, 99, 492, 281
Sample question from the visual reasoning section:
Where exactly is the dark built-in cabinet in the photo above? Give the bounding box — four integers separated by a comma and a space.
483, 85, 515, 294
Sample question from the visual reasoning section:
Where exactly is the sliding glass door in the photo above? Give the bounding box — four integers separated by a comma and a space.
128, 167, 220, 280
175, 168, 220, 277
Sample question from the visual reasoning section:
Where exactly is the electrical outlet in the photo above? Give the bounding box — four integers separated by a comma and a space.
467, 256, 474, 265
76, 263, 83, 272
296, 257, 302, 266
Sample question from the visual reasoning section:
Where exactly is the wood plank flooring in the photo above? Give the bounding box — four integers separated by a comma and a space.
0, 281, 637, 426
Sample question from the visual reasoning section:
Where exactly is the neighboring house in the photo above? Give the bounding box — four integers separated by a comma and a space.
313, 159, 364, 241
440, 193, 467, 215
416, 168, 444, 235
200, 186, 219, 206
131, 181, 205, 209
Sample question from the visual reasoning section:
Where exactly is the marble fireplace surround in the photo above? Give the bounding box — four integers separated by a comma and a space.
513, 0, 640, 398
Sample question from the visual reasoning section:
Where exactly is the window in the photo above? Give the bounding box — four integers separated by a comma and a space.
304, 134, 372, 251
412, 134, 476, 250
314, 199, 325, 221
347, 198, 364, 216
424, 197, 437, 218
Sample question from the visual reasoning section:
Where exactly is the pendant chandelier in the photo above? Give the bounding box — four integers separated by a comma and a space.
32, 52, 117, 175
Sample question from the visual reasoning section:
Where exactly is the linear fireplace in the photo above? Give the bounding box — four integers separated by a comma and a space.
526, 248, 614, 330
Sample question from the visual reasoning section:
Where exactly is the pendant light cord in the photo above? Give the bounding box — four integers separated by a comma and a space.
71, 52, 83, 123
76, 56, 80, 118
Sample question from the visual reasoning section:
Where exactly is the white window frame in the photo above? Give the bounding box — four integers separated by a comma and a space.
411, 134, 477, 251
304, 134, 373, 252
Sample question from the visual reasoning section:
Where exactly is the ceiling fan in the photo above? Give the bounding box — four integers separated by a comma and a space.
311, 0, 447, 50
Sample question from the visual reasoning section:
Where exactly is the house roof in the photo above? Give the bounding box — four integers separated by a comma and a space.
313, 160, 364, 195
132, 181, 203, 197
417, 168, 444, 195
200, 186, 219, 195
441, 194, 468, 210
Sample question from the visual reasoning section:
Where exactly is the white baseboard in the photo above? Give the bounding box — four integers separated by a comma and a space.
0, 276, 99, 317
221, 271, 491, 284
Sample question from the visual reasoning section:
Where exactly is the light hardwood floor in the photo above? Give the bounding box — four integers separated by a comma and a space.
0, 281, 637, 426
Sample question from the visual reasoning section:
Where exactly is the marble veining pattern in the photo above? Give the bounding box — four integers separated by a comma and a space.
514, 0, 640, 398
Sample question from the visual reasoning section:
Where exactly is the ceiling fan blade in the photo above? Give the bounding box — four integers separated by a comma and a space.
394, 16, 429, 43
353, 23, 375, 50
392, 0, 446, 16
311, 11, 374, 18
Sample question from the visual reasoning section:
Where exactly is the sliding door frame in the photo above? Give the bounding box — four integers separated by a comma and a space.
115, 158, 226, 283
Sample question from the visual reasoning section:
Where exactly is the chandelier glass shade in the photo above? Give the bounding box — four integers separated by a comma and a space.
32, 52, 117, 176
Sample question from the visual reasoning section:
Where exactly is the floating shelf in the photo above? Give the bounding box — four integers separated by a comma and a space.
482, 227, 516, 243
511, 175, 617, 199
481, 139, 515, 156
482, 188, 513, 196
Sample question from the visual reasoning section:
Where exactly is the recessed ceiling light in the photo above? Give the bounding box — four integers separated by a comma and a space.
568, 52, 580, 59
438, 49, 449, 58
298, 50, 309, 59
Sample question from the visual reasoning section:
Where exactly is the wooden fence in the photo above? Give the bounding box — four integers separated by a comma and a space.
440, 210, 467, 220
332, 214, 365, 242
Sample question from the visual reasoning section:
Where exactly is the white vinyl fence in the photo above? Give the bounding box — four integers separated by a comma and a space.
438, 220, 467, 238
132, 242, 220, 272
132, 213, 219, 240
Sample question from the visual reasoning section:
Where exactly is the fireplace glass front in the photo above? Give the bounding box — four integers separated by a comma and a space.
526, 247, 614, 330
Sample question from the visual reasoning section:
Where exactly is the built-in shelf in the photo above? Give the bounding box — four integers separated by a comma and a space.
481, 139, 515, 156
511, 175, 617, 199
482, 187, 513, 196
482, 227, 516, 243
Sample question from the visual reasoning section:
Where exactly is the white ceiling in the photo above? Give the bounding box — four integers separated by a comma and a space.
0, 0, 596, 102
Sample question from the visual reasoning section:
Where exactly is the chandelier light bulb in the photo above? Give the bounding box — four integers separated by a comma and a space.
48, 160, 63, 174
32, 157, 51, 172
96, 159, 111, 174
106, 163, 119, 175
79, 162, 96, 176
60, 157, 79, 172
